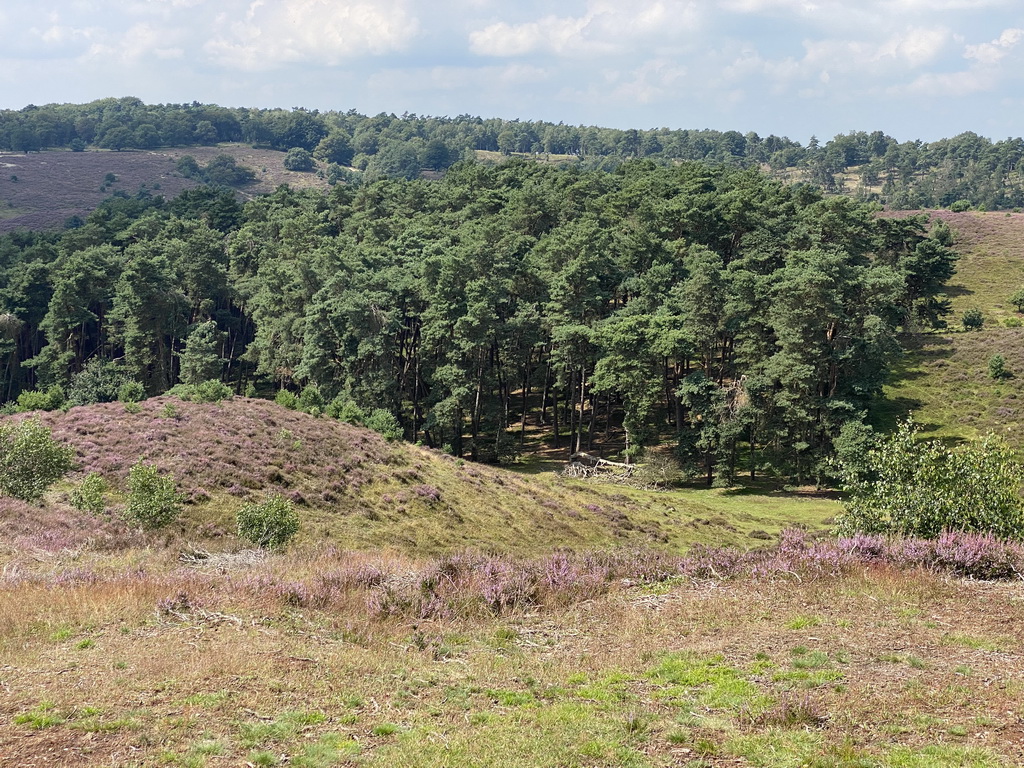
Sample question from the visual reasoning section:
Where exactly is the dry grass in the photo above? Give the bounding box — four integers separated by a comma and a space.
1, 555, 1022, 767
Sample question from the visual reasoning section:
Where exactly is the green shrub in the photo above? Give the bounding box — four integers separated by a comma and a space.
326, 397, 364, 425
70, 472, 108, 515
275, 389, 298, 410
989, 354, 1011, 380
164, 383, 196, 401
836, 420, 1024, 540
283, 147, 314, 172
123, 461, 182, 529
194, 380, 233, 403
237, 495, 300, 549
159, 402, 180, 420
961, 307, 984, 331
365, 408, 403, 441
1010, 287, 1024, 313
118, 380, 146, 403
68, 359, 132, 406
949, 199, 972, 213
297, 384, 325, 415
0, 419, 75, 501
16, 385, 66, 412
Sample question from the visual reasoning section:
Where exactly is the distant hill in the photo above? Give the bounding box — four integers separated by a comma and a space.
0, 144, 330, 233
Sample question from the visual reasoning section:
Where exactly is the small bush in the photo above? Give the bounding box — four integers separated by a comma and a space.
237, 495, 300, 549
118, 380, 146, 403
989, 354, 1011, 380
365, 408, 402, 441
70, 472, 108, 515
275, 389, 298, 410
297, 384, 325, 415
327, 397, 365, 425
283, 147, 314, 172
1010, 287, 1024, 313
836, 420, 1024, 540
961, 307, 984, 331
0, 419, 75, 501
194, 380, 233, 403
123, 461, 182, 529
16, 385, 66, 412
68, 359, 133, 406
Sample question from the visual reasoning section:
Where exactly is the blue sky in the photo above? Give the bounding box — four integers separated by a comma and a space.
2, 0, 1022, 143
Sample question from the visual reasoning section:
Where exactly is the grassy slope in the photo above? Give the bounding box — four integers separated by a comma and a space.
876, 211, 1024, 445
2, 397, 835, 560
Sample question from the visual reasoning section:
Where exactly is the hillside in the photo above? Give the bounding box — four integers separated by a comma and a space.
0, 144, 330, 233
877, 211, 1024, 445
0, 397, 836, 559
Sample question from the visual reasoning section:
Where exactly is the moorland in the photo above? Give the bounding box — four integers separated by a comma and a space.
1, 99, 1024, 767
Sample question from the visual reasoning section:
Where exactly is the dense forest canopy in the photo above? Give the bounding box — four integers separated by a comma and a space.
0, 157, 957, 484
2, 97, 1024, 209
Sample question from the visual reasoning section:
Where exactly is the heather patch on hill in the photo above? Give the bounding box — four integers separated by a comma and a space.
0, 145, 330, 233
2, 398, 836, 557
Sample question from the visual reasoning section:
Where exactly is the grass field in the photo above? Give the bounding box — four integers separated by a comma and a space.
2, 545, 1022, 767
876, 211, 1024, 446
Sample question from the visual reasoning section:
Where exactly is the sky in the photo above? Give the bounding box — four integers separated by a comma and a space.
1, 0, 1023, 143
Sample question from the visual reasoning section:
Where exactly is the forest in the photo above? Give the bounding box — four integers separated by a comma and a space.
0, 158, 957, 484
2, 97, 1024, 209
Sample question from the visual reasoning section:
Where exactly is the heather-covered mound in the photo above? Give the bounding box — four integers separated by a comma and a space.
2, 397, 832, 556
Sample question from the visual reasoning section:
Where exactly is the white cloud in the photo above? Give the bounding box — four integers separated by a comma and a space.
901, 69, 993, 97
874, 27, 950, 66
204, 0, 420, 71
964, 27, 1024, 64
469, 1, 700, 58
620, 59, 688, 103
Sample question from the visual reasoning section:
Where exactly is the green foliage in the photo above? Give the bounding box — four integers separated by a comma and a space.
1010, 287, 1024, 313
195, 380, 233, 403
118, 380, 146, 403
16, 385, 66, 412
283, 147, 314, 172
297, 384, 325, 415
961, 307, 984, 331
313, 132, 354, 166
275, 389, 298, 410
0, 419, 75, 501
327, 397, 365, 425
67, 359, 134, 407
237, 494, 300, 549
177, 154, 255, 186
123, 461, 182, 529
179, 321, 223, 386
988, 354, 1010, 380
364, 408, 403, 441
0, 150, 966, 484
836, 420, 1024, 540
70, 472, 108, 515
